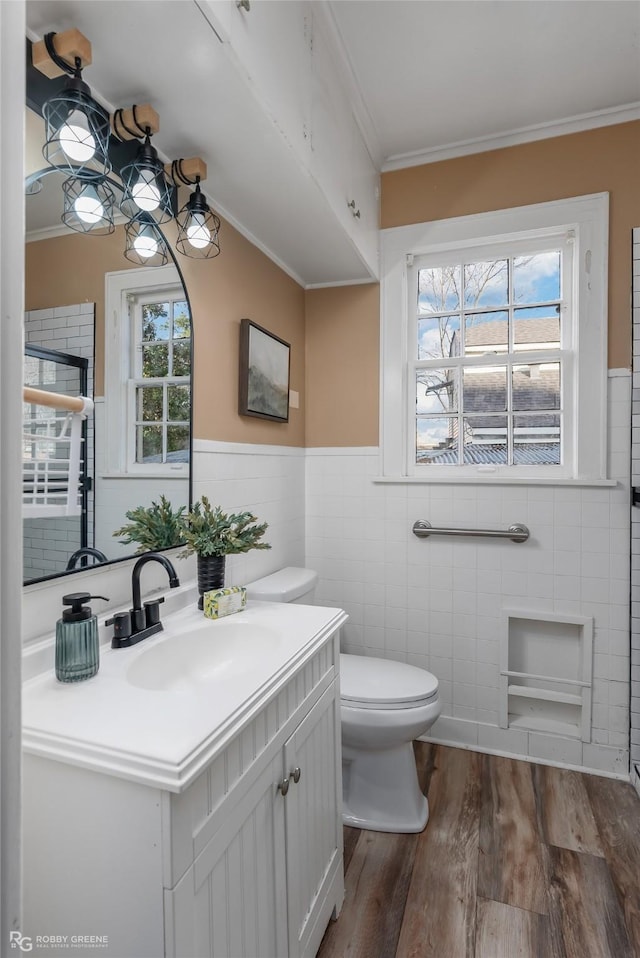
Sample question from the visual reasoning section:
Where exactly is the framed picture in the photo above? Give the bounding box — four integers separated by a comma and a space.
238, 319, 290, 422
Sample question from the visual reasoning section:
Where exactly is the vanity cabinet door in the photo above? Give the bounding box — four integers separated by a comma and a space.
165, 751, 288, 958
283, 684, 344, 958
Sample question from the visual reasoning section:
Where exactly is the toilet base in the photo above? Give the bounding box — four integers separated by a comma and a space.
342, 741, 429, 833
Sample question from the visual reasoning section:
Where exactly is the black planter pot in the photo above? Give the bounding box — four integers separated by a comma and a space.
197, 554, 226, 610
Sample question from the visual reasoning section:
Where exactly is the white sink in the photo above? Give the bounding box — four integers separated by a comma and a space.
126, 620, 282, 692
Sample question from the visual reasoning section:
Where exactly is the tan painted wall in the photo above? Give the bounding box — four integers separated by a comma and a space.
382, 120, 640, 371
305, 121, 640, 448
304, 283, 380, 447
25, 217, 306, 446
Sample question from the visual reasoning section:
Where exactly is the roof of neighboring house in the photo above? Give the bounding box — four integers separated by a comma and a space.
418, 442, 560, 466
463, 317, 560, 348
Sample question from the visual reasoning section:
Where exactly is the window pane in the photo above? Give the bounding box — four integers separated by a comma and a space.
514, 306, 561, 349
172, 341, 191, 376
464, 310, 508, 354
463, 366, 507, 413
136, 385, 163, 422
142, 303, 170, 341
137, 425, 163, 463
463, 415, 507, 464
464, 259, 508, 308
514, 414, 560, 465
416, 370, 457, 414
513, 251, 560, 304
167, 385, 190, 421
142, 344, 169, 378
512, 362, 560, 410
418, 315, 460, 360
416, 418, 458, 463
172, 301, 190, 338
167, 425, 190, 462
418, 266, 460, 313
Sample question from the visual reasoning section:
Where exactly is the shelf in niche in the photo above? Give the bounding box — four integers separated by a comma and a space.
507, 684, 583, 707
507, 714, 582, 740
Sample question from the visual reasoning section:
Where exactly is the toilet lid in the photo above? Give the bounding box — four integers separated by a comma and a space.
340, 654, 439, 710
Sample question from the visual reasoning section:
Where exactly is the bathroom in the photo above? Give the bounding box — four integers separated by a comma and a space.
2, 0, 640, 955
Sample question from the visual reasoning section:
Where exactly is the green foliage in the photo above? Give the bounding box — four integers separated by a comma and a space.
112, 496, 187, 554
179, 496, 271, 558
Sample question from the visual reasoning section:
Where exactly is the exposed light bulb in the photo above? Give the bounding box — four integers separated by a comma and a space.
186, 212, 211, 249
131, 169, 161, 212
58, 109, 96, 163
133, 228, 159, 260
73, 187, 104, 225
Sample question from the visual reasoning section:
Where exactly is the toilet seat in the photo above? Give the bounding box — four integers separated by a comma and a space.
340, 654, 439, 710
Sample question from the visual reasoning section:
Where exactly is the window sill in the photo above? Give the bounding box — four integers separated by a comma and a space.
99, 470, 188, 480
373, 476, 619, 488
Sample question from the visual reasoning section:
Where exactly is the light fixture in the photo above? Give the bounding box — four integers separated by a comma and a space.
176, 180, 221, 259
169, 159, 221, 260
36, 31, 111, 181
119, 119, 173, 224
61, 177, 115, 235
124, 213, 170, 267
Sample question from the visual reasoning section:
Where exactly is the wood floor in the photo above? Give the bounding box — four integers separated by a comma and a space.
317, 743, 640, 958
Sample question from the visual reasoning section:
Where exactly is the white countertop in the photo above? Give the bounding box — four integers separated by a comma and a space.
22, 598, 347, 792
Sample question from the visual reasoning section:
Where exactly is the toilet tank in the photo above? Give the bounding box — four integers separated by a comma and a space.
245, 567, 317, 604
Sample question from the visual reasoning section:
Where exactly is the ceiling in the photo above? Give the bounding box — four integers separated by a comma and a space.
25, 0, 640, 285
329, 0, 640, 169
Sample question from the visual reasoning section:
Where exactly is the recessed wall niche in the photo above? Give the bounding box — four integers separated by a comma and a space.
500, 609, 594, 741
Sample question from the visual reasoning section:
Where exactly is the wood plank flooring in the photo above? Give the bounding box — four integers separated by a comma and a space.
317, 743, 640, 958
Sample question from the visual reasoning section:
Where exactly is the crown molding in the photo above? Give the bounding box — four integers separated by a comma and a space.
382, 102, 640, 171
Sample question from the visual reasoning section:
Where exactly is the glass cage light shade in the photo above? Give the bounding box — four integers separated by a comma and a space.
42, 77, 111, 180
124, 213, 170, 267
120, 136, 173, 225
175, 184, 221, 259
61, 177, 116, 235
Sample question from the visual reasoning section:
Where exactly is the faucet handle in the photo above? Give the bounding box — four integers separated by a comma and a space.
106, 611, 132, 641
143, 596, 165, 628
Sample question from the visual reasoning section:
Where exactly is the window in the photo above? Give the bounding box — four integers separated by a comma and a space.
104, 265, 191, 477
129, 292, 191, 466
381, 195, 608, 482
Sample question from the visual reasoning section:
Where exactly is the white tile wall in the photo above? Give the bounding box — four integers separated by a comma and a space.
24, 303, 95, 580
306, 372, 631, 777
192, 439, 306, 585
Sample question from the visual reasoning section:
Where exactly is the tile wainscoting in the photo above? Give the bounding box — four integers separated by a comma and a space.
306, 372, 631, 778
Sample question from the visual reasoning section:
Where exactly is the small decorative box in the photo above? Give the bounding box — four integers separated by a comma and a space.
203, 585, 247, 619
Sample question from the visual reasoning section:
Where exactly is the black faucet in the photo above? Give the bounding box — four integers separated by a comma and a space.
108, 552, 180, 649
66, 547, 108, 570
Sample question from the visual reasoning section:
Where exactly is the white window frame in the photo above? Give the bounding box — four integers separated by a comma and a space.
104, 265, 190, 478
380, 194, 609, 483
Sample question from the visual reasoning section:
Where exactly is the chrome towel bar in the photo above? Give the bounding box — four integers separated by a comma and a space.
412, 520, 530, 543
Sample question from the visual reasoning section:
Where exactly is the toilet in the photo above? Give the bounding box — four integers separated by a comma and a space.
246, 567, 441, 834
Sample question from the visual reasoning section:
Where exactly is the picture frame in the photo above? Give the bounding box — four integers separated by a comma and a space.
238, 318, 290, 423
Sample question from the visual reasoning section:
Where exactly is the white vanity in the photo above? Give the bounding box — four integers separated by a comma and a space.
22, 597, 347, 958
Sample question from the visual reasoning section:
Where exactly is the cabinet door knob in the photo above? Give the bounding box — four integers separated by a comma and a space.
291, 767, 301, 784
278, 777, 290, 796
347, 199, 361, 219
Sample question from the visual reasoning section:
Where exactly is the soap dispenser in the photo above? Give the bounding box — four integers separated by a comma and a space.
55, 593, 107, 683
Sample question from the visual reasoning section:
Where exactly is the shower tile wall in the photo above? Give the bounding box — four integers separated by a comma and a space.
24, 303, 95, 579
306, 372, 631, 776
631, 226, 640, 774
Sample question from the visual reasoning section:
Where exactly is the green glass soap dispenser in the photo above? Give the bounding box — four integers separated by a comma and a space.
55, 593, 107, 683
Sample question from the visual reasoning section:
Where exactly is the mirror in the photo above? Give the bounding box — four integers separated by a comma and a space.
24, 109, 192, 585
